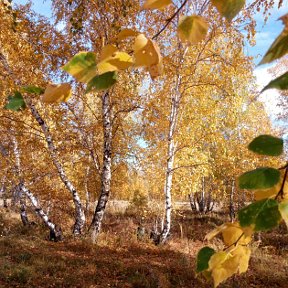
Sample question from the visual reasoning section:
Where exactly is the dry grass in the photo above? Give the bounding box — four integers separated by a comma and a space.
0, 208, 287, 287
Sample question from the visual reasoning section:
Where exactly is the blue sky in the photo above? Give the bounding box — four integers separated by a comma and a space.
13, 1, 286, 60
13, 0, 287, 128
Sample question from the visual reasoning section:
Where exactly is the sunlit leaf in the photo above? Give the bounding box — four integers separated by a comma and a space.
22, 85, 44, 95
4, 91, 26, 111
97, 45, 133, 74
211, 0, 246, 21
205, 222, 251, 246
262, 71, 288, 92
208, 246, 251, 287
196, 247, 216, 273
148, 61, 163, 79
254, 181, 282, 201
177, 15, 208, 44
238, 198, 281, 231
142, 0, 172, 10
279, 199, 288, 228
221, 224, 252, 246
238, 167, 280, 190
248, 135, 283, 156
209, 251, 228, 270
133, 34, 162, 67
117, 28, 139, 41
62, 52, 97, 83
41, 83, 72, 103
86, 71, 117, 92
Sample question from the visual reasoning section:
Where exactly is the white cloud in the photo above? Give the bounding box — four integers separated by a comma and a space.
254, 66, 282, 122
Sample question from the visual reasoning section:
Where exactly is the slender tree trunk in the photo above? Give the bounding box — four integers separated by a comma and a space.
89, 92, 112, 243
12, 135, 30, 224
159, 92, 180, 244
0, 177, 7, 208
85, 166, 91, 214
19, 183, 62, 241
20, 193, 29, 226
25, 99, 85, 235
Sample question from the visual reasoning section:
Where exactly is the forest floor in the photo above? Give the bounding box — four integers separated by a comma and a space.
0, 207, 288, 288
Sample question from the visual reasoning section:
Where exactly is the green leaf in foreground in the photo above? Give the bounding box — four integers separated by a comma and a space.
196, 247, 216, 273
62, 51, 98, 83
259, 28, 288, 65
239, 199, 281, 231
4, 91, 26, 111
211, 0, 245, 21
248, 135, 283, 156
262, 71, 288, 92
22, 85, 44, 95
238, 168, 280, 190
86, 71, 117, 92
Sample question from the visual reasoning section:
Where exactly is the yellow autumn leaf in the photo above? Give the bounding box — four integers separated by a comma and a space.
142, 0, 172, 10
283, 181, 288, 199
222, 223, 252, 246
41, 83, 72, 103
117, 28, 139, 41
148, 61, 163, 79
205, 222, 252, 247
99, 45, 118, 62
209, 247, 251, 287
208, 251, 228, 270
97, 45, 133, 74
279, 199, 288, 228
133, 34, 162, 67
177, 15, 208, 44
254, 181, 281, 200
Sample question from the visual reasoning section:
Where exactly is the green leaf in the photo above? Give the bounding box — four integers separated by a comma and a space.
238, 168, 280, 190
239, 199, 281, 231
259, 29, 288, 65
4, 91, 26, 111
86, 71, 117, 92
22, 85, 44, 95
211, 0, 246, 21
248, 135, 283, 156
262, 71, 288, 92
62, 52, 98, 83
196, 247, 216, 273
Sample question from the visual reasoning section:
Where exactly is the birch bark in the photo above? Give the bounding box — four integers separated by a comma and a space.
25, 99, 85, 235
89, 92, 112, 242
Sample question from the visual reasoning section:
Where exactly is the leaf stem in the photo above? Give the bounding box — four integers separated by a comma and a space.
224, 232, 244, 251
275, 166, 288, 200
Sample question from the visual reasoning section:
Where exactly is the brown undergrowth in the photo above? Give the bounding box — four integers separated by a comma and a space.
0, 208, 287, 287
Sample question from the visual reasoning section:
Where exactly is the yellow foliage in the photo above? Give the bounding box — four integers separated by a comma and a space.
142, 0, 172, 10
133, 34, 162, 67
209, 246, 251, 287
279, 199, 288, 228
254, 182, 281, 200
97, 45, 133, 74
117, 29, 139, 41
205, 222, 252, 246
177, 15, 208, 44
41, 83, 72, 103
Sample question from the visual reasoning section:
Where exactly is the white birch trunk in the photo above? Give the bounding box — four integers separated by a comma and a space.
25, 99, 85, 235
12, 136, 30, 225
159, 94, 179, 244
19, 183, 55, 230
90, 92, 112, 242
